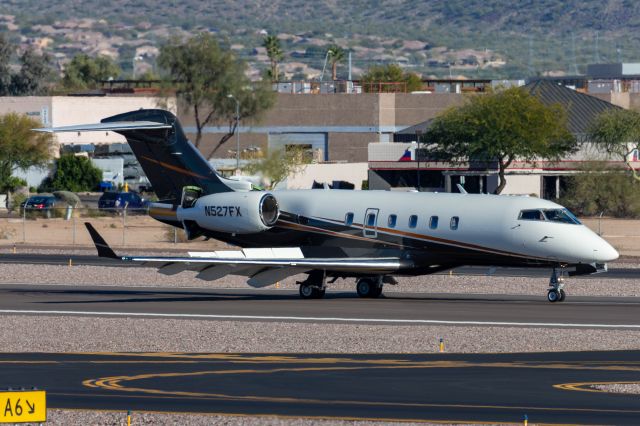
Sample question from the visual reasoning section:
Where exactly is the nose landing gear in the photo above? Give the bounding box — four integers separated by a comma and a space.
547, 268, 566, 303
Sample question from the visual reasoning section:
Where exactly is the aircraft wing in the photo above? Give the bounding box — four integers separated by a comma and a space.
85, 223, 404, 287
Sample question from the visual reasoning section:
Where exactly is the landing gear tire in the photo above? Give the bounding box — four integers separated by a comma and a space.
356, 278, 383, 298
370, 284, 383, 298
558, 289, 566, 302
547, 289, 560, 303
299, 284, 325, 299
547, 268, 567, 303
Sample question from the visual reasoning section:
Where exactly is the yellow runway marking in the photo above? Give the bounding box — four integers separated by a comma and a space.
6, 353, 639, 422
79, 362, 640, 416
555, 381, 640, 393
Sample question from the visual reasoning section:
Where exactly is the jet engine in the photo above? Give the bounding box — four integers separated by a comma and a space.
178, 191, 280, 234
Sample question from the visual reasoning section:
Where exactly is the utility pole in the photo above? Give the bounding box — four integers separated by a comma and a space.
227, 94, 241, 174
415, 130, 422, 191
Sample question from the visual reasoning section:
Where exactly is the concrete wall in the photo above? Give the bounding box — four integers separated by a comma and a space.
0, 97, 53, 125
501, 174, 541, 196
393, 93, 467, 126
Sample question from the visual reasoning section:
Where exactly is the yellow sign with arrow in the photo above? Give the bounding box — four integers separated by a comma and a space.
0, 390, 46, 423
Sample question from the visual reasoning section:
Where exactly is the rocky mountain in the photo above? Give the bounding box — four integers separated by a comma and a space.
1, 0, 637, 79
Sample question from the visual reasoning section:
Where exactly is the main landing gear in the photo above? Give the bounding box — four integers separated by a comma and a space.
356, 277, 384, 298
297, 271, 326, 299
547, 268, 566, 303
297, 273, 396, 299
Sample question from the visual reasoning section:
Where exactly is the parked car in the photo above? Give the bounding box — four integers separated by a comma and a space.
98, 191, 147, 212
20, 195, 64, 218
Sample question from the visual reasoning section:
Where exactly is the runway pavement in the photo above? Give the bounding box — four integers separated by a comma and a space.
1, 351, 640, 424
1, 253, 640, 278
1, 284, 640, 328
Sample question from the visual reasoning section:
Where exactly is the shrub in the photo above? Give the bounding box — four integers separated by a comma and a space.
163, 225, 188, 243
0, 225, 16, 239
560, 167, 640, 218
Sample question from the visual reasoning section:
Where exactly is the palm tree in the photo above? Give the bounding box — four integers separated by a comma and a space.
327, 45, 345, 81
263, 35, 283, 81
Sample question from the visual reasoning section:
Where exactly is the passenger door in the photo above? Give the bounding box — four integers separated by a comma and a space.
363, 208, 379, 238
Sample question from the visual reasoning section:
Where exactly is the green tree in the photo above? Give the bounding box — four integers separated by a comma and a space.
11, 47, 55, 95
424, 87, 576, 194
61, 54, 121, 90
46, 155, 102, 192
158, 33, 275, 157
0, 34, 14, 95
244, 145, 311, 189
0, 113, 52, 193
327, 45, 345, 80
263, 35, 283, 82
587, 108, 640, 181
360, 64, 422, 92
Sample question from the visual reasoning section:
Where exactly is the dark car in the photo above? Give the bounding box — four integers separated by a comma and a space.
98, 191, 147, 212
20, 195, 62, 218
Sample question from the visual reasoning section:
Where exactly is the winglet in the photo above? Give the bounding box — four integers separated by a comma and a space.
456, 183, 468, 194
84, 222, 119, 259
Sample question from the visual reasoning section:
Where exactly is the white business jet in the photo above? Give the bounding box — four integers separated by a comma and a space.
38, 109, 618, 302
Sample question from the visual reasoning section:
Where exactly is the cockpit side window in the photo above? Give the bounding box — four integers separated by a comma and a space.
518, 209, 545, 221
544, 209, 581, 224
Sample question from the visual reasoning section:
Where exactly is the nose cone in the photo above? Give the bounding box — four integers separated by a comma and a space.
594, 237, 619, 263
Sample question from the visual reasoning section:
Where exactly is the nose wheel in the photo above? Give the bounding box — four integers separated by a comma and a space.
547, 268, 566, 303
547, 288, 566, 303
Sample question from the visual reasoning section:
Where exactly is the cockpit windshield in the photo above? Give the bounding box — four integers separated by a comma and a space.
544, 209, 581, 224
518, 208, 581, 224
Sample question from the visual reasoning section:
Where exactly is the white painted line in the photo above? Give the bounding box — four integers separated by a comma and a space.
0, 309, 639, 328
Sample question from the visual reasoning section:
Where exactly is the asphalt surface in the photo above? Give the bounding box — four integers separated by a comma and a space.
1, 253, 640, 278
1, 351, 640, 424
1, 284, 640, 328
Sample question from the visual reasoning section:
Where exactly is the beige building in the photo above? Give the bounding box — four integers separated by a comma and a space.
177, 93, 465, 163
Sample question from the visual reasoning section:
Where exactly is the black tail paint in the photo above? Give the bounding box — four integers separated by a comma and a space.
85, 222, 119, 259
102, 109, 233, 204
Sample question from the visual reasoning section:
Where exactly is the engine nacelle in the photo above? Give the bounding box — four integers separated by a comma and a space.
177, 192, 279, 234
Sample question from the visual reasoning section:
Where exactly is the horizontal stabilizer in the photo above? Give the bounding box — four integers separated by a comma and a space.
34, 121, 172, 133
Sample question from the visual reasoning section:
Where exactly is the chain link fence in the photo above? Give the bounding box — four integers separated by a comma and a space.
0, 207, 213, 249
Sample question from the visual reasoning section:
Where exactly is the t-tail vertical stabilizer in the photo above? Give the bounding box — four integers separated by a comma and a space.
101, 109, 234, 203
35, 109, 245, 204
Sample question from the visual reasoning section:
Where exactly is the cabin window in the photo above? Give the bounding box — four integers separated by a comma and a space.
408, 215, 418, 228
345, 212, 354, 226
388, 214, 397, 228
519, 209, 545, 221
450, 216, 459, 230
429, 216, 438, 229
544, 209, 581, 224
366, 213, 376, 227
